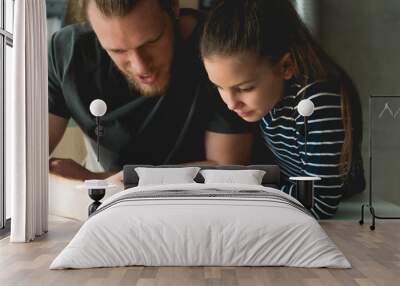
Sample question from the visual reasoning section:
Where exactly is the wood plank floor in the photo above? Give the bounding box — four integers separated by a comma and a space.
0, 217, 399, 286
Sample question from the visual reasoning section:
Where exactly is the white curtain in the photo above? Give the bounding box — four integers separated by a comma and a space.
7, 0, 48, 242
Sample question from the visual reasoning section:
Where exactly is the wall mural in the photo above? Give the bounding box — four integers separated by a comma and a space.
45, 0, 400, 222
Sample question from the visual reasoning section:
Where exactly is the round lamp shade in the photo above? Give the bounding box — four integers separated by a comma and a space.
89, 99, 107, 117
297, 99, 315, 117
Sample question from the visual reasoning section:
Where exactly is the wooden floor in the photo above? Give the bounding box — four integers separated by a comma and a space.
0, 217, 399, 286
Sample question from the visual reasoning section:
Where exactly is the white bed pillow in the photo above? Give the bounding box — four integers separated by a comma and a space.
135, 167, 201, 186
200, 169, 266, 185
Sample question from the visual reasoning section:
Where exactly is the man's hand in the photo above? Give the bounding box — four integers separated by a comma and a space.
49, 158, 95, 181
105, 171, 124, 187
49, 157, 115, 181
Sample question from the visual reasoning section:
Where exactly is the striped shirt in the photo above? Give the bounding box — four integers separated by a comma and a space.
260, 80, 345, 219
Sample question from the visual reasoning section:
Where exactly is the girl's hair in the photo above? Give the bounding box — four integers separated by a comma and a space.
200, 0, 363, 176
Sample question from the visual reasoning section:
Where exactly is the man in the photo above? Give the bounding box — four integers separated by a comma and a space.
49, 0, 256, 181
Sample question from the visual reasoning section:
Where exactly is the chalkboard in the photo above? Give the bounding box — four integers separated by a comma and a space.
370, 96, 400, 208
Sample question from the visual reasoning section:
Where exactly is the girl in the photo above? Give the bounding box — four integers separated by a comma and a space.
200, 0, 365, 218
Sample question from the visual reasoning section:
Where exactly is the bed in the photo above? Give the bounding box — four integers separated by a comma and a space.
50, 165, 350, 269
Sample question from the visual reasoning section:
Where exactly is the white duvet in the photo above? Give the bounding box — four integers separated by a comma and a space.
50, 183, 350, 269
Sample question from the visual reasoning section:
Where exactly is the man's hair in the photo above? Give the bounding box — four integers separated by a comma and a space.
86, 0, 174, 17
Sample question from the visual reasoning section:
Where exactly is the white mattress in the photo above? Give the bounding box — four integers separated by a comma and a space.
50, 183, 350, 269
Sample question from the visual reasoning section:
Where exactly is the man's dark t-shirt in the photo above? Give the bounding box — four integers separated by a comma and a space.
48, 10, 255, 171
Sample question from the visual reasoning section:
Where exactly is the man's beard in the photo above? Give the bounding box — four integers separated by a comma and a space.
122, 69, 171, 97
